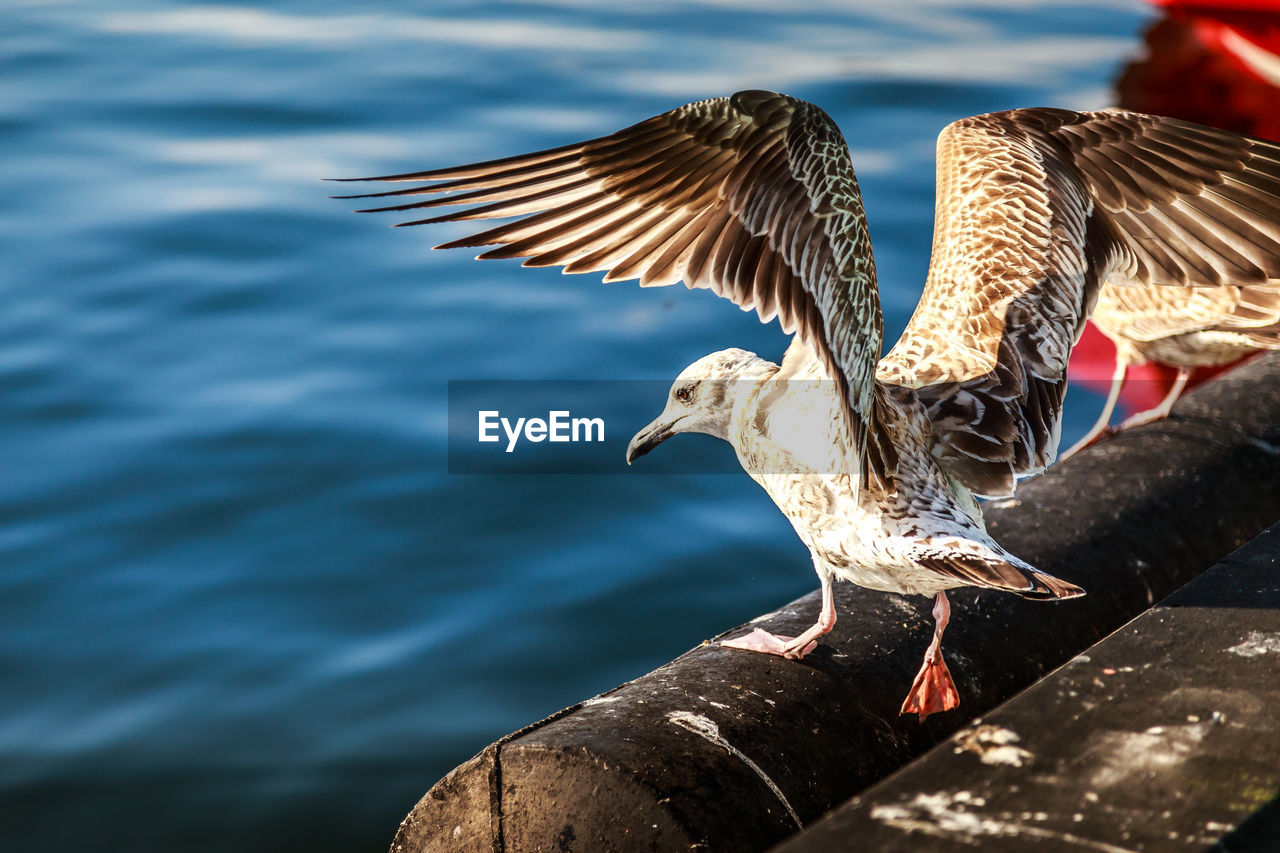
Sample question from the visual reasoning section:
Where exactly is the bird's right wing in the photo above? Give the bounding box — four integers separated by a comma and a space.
878, 109, 1280, 497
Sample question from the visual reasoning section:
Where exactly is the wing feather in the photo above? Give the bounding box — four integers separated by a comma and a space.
879, 108, 1280, 497
342, 91, 884, 481
342, 98, 1280, 498
917, 554, 1084, 599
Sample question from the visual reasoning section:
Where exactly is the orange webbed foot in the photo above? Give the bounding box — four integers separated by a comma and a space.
900, 655, 960, 722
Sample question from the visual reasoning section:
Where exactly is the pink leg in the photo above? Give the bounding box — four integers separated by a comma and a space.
722, 568, 835, 660
1061, 357, 1129, 460
1118, 366, 1192, 429
900, 591, 960, 722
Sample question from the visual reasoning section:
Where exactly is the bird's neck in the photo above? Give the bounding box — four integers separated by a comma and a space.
713, 356, 779, 443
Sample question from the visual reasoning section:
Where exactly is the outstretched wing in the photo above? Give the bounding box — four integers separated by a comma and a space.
336, 91, 882, 480
877, 108, 1280, 497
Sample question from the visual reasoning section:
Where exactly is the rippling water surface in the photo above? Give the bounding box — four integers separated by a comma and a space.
3, 1, 1151, 849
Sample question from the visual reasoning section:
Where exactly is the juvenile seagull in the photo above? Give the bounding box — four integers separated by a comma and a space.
1063, 282, 1280, 458
337, 91, 1280, 719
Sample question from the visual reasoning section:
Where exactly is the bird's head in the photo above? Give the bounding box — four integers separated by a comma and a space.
626, 348, 777, 464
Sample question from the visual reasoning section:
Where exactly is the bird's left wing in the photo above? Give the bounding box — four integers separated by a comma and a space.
877, 108, 1280, 497
335, 91, 882, 480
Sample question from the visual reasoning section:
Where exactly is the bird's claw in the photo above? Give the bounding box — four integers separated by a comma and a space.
721, 628, 817, 659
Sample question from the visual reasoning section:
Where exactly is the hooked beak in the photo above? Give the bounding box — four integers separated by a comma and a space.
625, 415, 683, 465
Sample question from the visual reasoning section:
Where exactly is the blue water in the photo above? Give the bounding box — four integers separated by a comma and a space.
2, 2, 1152, 850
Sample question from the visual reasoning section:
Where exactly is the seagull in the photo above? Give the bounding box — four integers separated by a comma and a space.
336, 91, 1280, 719
1062, 282, 1280, 458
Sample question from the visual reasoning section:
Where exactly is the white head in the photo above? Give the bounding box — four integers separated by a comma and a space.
625, 348, 778, 464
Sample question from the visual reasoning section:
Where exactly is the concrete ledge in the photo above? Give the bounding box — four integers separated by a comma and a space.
392, 353, 1280, 853
773, 521, 1280, 852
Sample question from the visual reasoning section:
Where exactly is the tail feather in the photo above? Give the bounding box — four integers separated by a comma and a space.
1018, 569, 1086, 601
917, 553, 1085, 600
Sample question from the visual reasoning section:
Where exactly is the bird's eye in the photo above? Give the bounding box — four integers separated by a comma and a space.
676, 386, 693, 403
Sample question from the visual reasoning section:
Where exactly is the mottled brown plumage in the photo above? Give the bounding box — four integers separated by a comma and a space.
879, 107, 1280, 493
1096, 283, 1280, 363
337, 92, 1280, 718
1063, 282, 1280, 456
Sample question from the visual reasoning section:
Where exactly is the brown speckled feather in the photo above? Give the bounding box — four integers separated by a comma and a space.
336, 91, 882, 486
878, 108, 1280, 496
1092, 282, 1280, 367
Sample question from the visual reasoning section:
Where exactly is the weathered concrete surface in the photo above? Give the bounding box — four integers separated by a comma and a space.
774, 522, 1280, 853
392, 352, 1280, 853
